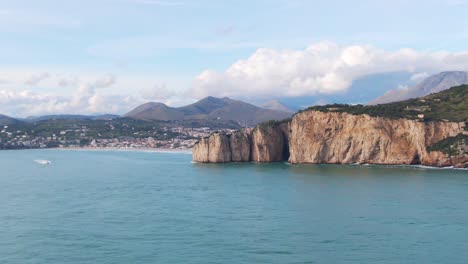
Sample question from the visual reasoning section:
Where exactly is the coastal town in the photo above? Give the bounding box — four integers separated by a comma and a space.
0, 122, 236, 150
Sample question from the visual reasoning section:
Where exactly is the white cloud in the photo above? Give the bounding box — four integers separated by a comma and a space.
92, 74, 117, 88
0, 74, 138, 117
58, 76, 80, 87
191, 42, 468, 99
410, 72, 430, 82
396, 84, 409, 90
24, 72, 50, 86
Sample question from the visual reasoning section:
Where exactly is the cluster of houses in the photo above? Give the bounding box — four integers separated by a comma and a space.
0, 125, 235, 150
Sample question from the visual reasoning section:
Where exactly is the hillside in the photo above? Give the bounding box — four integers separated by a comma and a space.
125, 102, 184, 121
24, 114, 120, 122
125, 96, 291, 127
303, 85, 468, 122
370, 71, 468, 104
0, 114, 22, 126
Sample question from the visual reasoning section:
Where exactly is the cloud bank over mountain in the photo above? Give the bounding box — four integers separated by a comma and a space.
191, 42, 468, 99
3, 42, 468, 117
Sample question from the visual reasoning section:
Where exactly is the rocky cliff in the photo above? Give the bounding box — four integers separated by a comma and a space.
194, 85, 468, 167
192, 131, 233, 163
192, 122, 289, 163
251, 122, 289, 162
193, 112, 467, 167
288, 111, 466, 167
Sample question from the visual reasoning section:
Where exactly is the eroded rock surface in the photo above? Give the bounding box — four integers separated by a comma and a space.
288, 111, 466, 167
193, 111, 467, 167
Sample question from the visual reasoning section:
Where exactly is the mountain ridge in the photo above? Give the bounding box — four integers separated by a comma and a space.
0, 114, 22, 126
124, 96, 291, 127
370, 71, 468, 104
261, 100, 293, 113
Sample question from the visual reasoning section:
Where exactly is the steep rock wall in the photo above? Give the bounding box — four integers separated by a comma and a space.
288, 111, 465, 167
193, 111, 467, 167
251, 123, 289, 162
192, 132, 231, 163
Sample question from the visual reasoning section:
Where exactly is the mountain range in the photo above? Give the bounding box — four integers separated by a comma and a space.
23, 114, 120, 122
2, 71, 468, 127
0, 97, 291, 127
0, 114, 21, 126
124, 96, 292, 127
369, 71, 468, 104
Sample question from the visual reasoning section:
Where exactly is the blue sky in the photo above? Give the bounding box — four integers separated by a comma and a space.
1, 0, 468, 116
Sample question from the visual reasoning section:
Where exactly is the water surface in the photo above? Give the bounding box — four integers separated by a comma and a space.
0, 150, 467, 263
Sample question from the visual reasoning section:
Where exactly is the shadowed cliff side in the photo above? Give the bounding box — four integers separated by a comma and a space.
192, 121, 290, 163
251, 121, 289, 162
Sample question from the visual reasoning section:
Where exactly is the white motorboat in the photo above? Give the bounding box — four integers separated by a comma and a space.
34, 159, 52, 165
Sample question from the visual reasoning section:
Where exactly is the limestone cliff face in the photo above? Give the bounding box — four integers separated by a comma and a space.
192, 132, 231, 163
288, 111, 465, 167
230, 129, 252, 162
192, 124, 288, 163
251, 123, 289, 162
193, 111, 467, 167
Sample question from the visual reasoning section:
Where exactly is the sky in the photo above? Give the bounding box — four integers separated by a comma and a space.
1, 0, 468, 116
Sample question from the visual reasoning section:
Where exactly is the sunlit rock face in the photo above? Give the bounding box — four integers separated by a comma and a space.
288, 111, 465, 167
193, 111, 467, 168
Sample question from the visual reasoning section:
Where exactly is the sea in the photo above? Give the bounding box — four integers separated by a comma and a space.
0, 149, 467, 264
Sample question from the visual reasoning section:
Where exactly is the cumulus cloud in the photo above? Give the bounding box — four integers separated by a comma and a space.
92, 74, 117, 88
410, 72, 430, 82
24, 72, 50, 86
0, 74, 137, 117
191, 42, 468, 99
58, 76, 80, 87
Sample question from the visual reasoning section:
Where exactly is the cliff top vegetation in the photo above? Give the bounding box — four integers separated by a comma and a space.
302, 85, 468, 123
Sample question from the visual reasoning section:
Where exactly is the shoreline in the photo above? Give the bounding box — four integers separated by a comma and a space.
4, 147, 192, 154
193, 160, 468, 170
47, 147, 193, 154
3, 148, 465, 170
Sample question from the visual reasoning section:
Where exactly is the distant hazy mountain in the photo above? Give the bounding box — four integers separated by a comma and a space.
125, 102, 184, 121
369, 71, 468, 105
0, 114, 22, 126
278, 72, 414, 109
24, 114, 119, 122
261, 100, 293, 113
125, 96, 291, 127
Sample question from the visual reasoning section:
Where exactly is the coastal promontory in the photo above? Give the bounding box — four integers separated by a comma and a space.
193, 85, 468, 168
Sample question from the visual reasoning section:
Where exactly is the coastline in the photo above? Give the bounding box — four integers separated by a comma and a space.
48, 146, 193, 154
2, 148, 465, 170
194, 160, 468, 170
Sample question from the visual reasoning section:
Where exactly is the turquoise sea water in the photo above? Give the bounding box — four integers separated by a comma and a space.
0, 150, 467, 264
